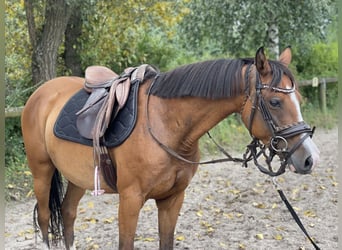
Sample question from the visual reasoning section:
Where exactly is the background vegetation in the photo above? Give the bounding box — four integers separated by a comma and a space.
5, 0, 337, 200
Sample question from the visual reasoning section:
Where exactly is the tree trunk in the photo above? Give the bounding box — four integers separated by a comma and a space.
25, 0, 74, 85
267, 21, 280, 59
64, 5, 83, 76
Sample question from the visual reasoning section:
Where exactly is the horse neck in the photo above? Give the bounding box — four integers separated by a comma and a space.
155, 95, 245, 151
183, 96, 245, 139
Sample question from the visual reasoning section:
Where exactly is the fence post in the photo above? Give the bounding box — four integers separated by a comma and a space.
319, 78, 327, 114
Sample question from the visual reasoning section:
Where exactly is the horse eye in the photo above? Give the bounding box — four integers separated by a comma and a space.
269, 98, 281, 108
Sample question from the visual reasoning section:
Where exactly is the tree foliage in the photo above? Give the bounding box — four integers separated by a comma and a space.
78, 0, 189, 72
180, 0, 336, 57
5, 0, 31, 107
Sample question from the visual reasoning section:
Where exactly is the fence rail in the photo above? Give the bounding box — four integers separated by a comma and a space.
5, 77, 338, 118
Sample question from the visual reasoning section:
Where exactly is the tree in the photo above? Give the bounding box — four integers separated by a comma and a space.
180, 0, 336, 58
24, 0, 76, 84
64, 1, 84, 76
78, 0, 189, 72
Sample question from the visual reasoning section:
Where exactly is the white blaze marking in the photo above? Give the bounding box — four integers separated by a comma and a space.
286, 81, 303, 122
289, 92, 303, 121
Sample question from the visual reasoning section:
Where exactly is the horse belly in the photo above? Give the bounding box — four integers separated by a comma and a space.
46, 133, 116, 193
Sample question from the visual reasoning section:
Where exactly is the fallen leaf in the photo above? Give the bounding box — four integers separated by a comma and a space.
236, 213, 243, 218
219, 242, 227, 247
238, 243, 246, 249
103, 217, 115, 224
196, 210, 203, 217
274, 234, 283, 240
26, 189, 34, 198
79, 207, 86, 214
331, 181, 338, 187
252, 202, 266, 209
143, 237, 155, 242
223, 213, 234, 219
143, 205, 152, 211
205, 195, 213, 201
176, 235, 185, 241
304, 210, 317, 217
276, 226, 285, 231
252, 188, 265, 194
229, 189, 241, 195
87, 201, 94, 209
256, 233, 264, 240
90, 244, 100, 249
84, 217, 98, 224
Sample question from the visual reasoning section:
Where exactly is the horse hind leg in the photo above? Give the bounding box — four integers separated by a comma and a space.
61, 181, 85, 250
32, 165, 65, 248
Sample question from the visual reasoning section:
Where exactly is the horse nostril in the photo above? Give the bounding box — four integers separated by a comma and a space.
304, 155, 313, 170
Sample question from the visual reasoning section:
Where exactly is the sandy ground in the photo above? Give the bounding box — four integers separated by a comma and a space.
5, 127, 338, 250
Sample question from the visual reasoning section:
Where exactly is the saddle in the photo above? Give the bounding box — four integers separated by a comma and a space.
75, 64, 150, 194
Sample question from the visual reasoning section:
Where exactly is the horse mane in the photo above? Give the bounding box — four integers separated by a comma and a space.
148, 58, 295, 99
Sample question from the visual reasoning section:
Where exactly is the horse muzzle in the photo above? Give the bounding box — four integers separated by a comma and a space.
287, 136, 320, 174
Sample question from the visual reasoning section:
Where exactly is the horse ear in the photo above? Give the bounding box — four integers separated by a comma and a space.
279, 46, 292, 67
255, 47, 271, 76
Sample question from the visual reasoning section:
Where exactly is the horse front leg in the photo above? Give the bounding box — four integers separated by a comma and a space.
118, 192, 145, 250
156, 190, 185, 250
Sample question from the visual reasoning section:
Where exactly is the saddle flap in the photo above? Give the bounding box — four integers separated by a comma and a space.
76, 88, 108, 116
76, 88, 108, 139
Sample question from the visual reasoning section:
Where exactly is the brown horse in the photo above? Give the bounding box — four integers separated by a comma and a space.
21, 47, 319, 250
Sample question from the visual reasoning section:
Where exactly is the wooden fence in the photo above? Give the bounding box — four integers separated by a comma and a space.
5, 77, 337, 118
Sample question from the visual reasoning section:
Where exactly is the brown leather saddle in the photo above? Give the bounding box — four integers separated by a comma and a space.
75, 64, 150, 193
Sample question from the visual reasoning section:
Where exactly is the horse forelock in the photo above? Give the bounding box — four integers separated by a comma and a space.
268, 60, 296, 89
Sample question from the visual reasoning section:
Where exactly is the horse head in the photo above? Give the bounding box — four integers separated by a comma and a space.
241, 47, 320, 175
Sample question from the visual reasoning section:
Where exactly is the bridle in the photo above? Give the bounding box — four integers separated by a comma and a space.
241, 63, 315, 176
145, 63, 315, 176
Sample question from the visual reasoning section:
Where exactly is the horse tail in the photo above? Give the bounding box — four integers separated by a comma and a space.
33, 169, 65, 246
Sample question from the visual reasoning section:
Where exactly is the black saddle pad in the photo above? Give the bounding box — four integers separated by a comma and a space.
54, 81, 139, 147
